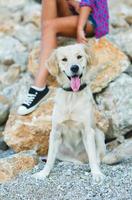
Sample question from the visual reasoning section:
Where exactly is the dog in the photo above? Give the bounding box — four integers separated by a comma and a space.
33, 43, 106, 182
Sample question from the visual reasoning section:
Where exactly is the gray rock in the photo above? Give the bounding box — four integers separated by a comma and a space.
0, 0, 29, 11
103, 139, 132, 164
23, 2, 41, 28
0, 137, 9, 151
0, 73, 33, 108
0, 65, 20, 87
0, 103, 9, 125
0, 36, 28, 69
109, 29, 132, 61
125, 64, 132, 77
13, 23, 40, 50
109, 0, 132, 28
96, 73, 132, 139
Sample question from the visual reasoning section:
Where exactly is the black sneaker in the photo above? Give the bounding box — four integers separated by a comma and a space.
17, 85, 49, 115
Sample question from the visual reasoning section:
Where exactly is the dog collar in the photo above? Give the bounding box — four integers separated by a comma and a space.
62, 83, 87, 92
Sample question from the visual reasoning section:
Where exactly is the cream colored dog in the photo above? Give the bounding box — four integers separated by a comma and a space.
33, 44, 106, 182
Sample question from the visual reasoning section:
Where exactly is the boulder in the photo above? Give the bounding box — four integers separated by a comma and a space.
0, 73, 33, 108
0, 104, 9, 125
0, 137, 9, 151
109, 29, 132, 61
90, 38, 130, 93
96, 73, 132, 139
0, 0, 28, 10
12, 23, 40, 50
0, 36, 28, 70
0, 150, 38, 183
109, 0, 132, 28
3, 94, 54, 156
103, 139, 132, 164
0, 64, 20, 87
23, 2, 41, 28
0, 95, 10, 125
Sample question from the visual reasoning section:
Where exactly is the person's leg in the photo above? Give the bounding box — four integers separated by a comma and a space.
43, 15, 94, 38
35, 0, 72, 88
34, 0, 58, 87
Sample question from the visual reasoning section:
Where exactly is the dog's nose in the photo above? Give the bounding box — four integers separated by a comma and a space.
70, 65, 79, 73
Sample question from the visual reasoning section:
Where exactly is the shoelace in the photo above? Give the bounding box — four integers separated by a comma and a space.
23, 92, 38, 106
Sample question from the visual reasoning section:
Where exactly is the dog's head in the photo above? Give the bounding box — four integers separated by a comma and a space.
46, 43, 97, 92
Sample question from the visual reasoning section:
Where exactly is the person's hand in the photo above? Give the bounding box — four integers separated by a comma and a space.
77, 27, 87, 44
67, 0, 80, 13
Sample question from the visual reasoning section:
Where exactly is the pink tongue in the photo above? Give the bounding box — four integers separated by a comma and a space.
70, 77, 81, 92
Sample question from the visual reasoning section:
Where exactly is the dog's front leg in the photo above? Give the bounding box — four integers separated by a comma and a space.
32, 126, 62, 180
82, 127, 105, 182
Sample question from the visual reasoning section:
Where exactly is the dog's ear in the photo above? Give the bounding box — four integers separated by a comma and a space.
83, 41, 98, 67
45, 50, 59, 77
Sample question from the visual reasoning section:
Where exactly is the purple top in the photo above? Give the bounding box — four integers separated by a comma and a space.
80, 0, 109, 38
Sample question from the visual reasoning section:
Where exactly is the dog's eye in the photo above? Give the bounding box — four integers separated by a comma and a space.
77, 55, 82, 59
62, 58, 67, 62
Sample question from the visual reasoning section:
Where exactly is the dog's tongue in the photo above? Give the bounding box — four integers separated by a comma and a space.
70, 76, 81, 92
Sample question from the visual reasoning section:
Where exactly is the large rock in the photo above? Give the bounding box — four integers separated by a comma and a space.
12, 23, 40, 50
0, 64, 20, 87
0, 137, 9, 151
4, 94, 54, 156
0, 36, 28, 70
0, 73, 33, 108
109, 29, 132, 61
0, 150, 38, 183
109, 0, 132, 28
96, 73, 132, 139
28, 38, 130, 93
103, 139, 132, 164
0, 0, 28, 10
0, 104, 9, 125
90, 38, 130, 93
0, 95, 10, 125
0, 20, 15, 36
0, 7, 22, 35
23, 2, 41, 28
3, 89, 109, 156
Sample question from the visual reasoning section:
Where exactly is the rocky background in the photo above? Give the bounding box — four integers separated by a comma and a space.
0, 0, 132, 193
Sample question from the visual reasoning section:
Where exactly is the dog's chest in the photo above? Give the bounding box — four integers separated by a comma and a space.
60, 120, 84, 151
53, 89, 93, 123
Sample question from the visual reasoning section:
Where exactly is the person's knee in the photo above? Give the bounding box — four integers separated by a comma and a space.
43, 20, 52, 30
43, 19, 58, 32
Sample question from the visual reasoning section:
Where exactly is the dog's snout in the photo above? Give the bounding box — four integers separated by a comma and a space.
70, 65, 79, 73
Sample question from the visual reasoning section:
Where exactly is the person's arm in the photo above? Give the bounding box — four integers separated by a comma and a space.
77, 0, 94, 43
77, 6, 92, 43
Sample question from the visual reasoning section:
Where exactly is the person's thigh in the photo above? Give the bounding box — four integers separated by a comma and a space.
52, 15, 78, 38
52, 15, 94, 38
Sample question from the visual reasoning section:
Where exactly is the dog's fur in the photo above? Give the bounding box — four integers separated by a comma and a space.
33, 44, 106, 182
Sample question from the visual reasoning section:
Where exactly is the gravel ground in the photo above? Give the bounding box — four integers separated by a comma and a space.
0, 158, 131, 200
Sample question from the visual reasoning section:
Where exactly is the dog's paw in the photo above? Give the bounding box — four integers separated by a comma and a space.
32, 169, 50, 180
92, 172, 105, 183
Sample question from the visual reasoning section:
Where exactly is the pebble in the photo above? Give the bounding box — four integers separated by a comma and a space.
0, 158, 131, 200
